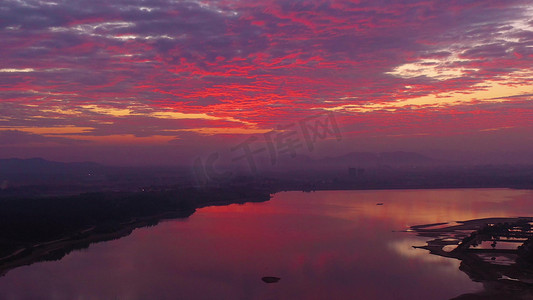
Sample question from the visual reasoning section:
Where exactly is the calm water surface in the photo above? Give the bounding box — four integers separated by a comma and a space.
1, 188, 533, 300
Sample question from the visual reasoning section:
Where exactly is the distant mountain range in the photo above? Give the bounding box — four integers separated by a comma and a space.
267, 151, 443, 171
0, 158, 103, 174
319, 151, 439, 165
0, 152, 443, 175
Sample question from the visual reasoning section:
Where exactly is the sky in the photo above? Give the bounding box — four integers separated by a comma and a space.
1, 0, 532, 165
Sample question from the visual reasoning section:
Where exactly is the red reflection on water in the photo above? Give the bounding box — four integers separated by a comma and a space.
1, 189, 532, 299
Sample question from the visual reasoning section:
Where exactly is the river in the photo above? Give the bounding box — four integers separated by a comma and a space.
1, 188, 532, 299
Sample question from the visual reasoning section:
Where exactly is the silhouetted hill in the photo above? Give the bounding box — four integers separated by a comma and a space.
0, 158, 102, 175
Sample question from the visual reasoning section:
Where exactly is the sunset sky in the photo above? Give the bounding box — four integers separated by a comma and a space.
1, 0, 532, 165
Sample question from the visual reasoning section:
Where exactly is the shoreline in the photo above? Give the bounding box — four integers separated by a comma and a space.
0, 186, 530, 277
0, 188, 271, 277
0, 209, 194, 277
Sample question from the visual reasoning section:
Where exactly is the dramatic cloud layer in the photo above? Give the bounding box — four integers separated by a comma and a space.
1, 0, 532, 163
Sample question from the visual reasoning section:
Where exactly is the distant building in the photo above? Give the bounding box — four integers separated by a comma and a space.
348, 168, 365, 177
